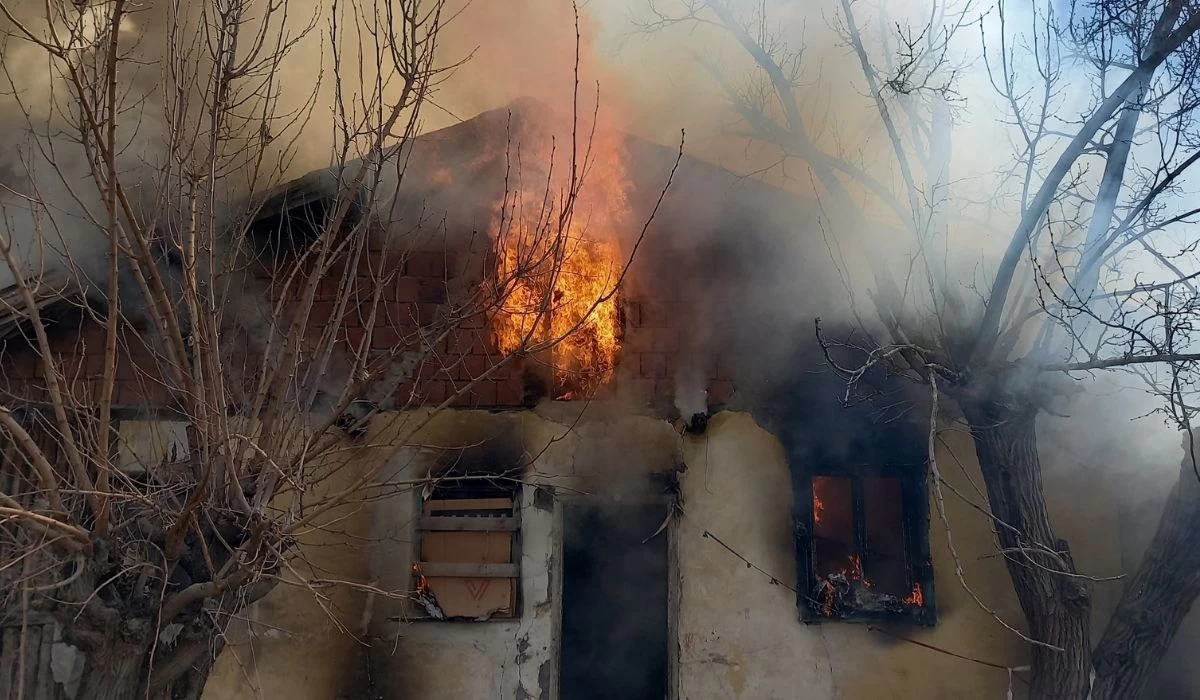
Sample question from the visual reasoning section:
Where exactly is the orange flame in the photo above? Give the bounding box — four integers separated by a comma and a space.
413, 562, 431, 594
820, 580, 836, 617
903, 580, 924, 606
813, 492, 825, 524
847, 554, 863, 581
492, 130, 628, 395
845, 554, 873, 588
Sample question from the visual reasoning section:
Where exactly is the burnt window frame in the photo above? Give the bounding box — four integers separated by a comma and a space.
409, 475, 523, 622
794, 455, 935, 626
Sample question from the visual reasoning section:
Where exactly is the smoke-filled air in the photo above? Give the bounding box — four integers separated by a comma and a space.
6, 0, 1200, 699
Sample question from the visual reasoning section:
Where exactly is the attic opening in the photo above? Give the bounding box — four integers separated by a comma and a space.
243, 170, 365, 268
560, 501, 669, 700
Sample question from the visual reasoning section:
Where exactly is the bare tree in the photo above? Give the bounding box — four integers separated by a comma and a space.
641, 0, 1200, 697
0, 1, 675, 698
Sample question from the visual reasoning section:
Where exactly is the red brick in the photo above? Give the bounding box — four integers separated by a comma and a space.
393, 381, 417, 406
460, 313, 486, 330
716, 355, 735, 380
495, 377, 524, 406
342, 326, 367, 351
456, 354, 489, 381
640, 353, 667, 378
406, 252, 447, 279
418, 359, 451, 381
416, 379, 447, 405
415, 303, 442, 326
706, 355, 721, 380
417, 279, 448, 304
488, 360, 510, 380
469, 380, 497, 407
10, 352, 39, 380
316, 276, 340, 301
85, 348, 110, 375
653, 378, 674, 400
708, 379, 735, 404
624, 328, 678, 354
624, 301, 642, 327
371, 326, 403, 349
306, 301, 335, 325
385, 277, 420, 303
447, 330, 487, 355
638, 301, 674, 328
449, 382, 473, 407
115, 356, 139, 381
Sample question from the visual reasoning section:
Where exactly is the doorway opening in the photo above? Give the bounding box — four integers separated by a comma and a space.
560, 502, 669, 699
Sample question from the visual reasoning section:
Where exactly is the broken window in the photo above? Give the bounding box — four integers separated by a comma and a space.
797, 464, 934, 624
411, 477, 520, 620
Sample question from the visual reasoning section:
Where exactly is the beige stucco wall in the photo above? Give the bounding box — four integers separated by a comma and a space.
204, 405, 1123, 699
674, 411, 1122, 700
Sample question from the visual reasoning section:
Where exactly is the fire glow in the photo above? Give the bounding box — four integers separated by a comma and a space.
812, 485, 924, 616
413, 562, 431, 594
492, 128, 629, 396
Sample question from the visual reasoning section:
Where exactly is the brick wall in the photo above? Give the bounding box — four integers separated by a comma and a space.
0, 244, 736, 416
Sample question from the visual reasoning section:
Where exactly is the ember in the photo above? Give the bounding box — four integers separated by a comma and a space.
412, 561, 431, 594
903, 581, 924, 606
492, 127, 629, 397
820, 580, 835, 617
847, 553, 865, 584
412, 561, 446, 620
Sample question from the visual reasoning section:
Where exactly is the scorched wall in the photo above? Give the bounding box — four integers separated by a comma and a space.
200, 404, 1123, 700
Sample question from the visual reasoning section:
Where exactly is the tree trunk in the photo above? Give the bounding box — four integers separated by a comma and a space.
961, 397, 1092, 700
1091, 439, 1200, 700
74, 641, 147, 700
0, 621, 224, 700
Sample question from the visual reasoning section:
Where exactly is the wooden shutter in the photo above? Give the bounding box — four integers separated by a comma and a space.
414, 496, 519, 619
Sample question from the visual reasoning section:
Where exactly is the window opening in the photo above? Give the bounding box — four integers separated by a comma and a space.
411, 476, 520, 621
799, 466, 933, 624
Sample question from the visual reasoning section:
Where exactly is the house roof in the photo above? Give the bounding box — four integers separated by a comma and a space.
0, 98, 815, 347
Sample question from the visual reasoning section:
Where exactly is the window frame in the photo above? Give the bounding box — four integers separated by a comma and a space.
409, 478, 523, 622
793, 457, 935, 626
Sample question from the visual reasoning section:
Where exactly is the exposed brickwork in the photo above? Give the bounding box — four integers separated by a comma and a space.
1, 243, 737, 416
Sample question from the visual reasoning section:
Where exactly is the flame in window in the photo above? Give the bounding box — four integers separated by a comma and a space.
820, 580, 835, 617
492, 129, 629, 396
903, 580, 924, 607
413, 562, 431, 594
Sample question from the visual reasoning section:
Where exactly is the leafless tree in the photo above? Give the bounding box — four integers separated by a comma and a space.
641, 0, 1200, 697
0, 1, 675, 698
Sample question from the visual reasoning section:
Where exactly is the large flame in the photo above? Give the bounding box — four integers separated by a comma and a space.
492, 127, 629, 396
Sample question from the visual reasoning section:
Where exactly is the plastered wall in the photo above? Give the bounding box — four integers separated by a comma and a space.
204, 405, 1123, 700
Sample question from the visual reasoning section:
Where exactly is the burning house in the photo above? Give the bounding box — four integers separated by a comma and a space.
0, 98, 1143, 699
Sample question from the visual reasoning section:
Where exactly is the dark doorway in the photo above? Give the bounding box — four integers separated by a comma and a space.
560, 503, 669, 700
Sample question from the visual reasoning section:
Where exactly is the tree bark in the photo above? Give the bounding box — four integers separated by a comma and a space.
1091, 439, 1200, 700
74, 640, 147, 700
0, 617, 225, 700
962, 397, 1092, 700
72, 630, 222, 700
